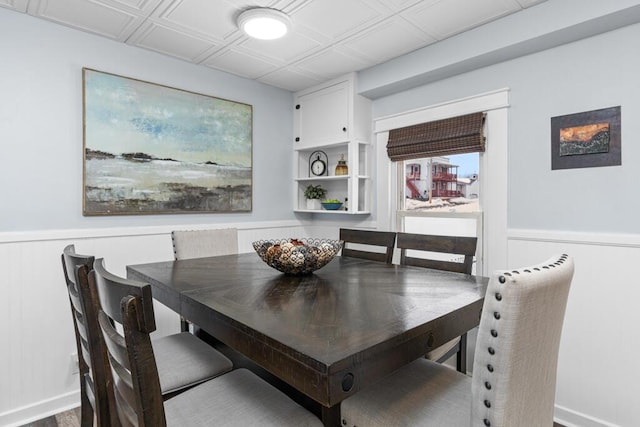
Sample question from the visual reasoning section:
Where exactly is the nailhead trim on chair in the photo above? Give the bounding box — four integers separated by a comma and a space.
482, 271, 506, 427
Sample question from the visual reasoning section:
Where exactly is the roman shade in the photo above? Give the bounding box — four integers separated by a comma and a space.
386, 112, 485, 161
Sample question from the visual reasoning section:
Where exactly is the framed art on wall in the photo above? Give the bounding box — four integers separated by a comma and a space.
551, 106, 621, 170
82, 68, 252, 215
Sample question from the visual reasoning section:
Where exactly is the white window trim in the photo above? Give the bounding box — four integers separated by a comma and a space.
374, 88, 510, 273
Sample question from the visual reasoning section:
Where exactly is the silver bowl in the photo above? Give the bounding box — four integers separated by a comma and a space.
252, 238, 343, 275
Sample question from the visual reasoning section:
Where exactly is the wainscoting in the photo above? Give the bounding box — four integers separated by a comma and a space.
3, 225, 636, 426
508, 229, 640, 427
0, 221, 332, 427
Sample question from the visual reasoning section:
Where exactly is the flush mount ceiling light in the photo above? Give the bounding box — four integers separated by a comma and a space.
237, 8, 291, 40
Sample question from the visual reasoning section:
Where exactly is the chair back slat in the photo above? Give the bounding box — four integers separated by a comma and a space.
340, 229, 396, 264
397, 233, 477, 274
93, 258, 166, 427
61, 245, 114, 427
99, 309, 138, 427
471, 254, 574, 427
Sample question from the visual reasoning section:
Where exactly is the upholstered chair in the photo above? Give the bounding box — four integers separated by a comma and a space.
171, 228, 239, 331
171, 228, 238, 260
341, 254, 574, 427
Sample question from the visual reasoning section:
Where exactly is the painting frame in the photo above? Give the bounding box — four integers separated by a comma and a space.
82, 67, 253, 216
551, 106, 621, 170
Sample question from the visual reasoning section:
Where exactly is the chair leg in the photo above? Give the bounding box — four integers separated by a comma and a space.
180, 316, 190, 333
456, 333, 467, 374
79, 380, 94, 427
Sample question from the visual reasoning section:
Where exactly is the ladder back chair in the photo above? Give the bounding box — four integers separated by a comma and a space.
61, 244, 112, 427
62, 247, 234, 426
397, 232, 478, 373
92, 258, 322, 427
341, 254, 574, 427
171, 228, 239, 331
339, 228, 396, 264
397, 232, 477, 274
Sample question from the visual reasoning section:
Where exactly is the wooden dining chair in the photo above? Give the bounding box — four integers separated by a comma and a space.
341, 254, 574, 427
171, 228, 238, 332
92, 257, 323, 427
61, 245, 111, 427
339, 228, 396, 263
397, 232, 477, 274
397, 232, 478, 373
63, 246, 234, 427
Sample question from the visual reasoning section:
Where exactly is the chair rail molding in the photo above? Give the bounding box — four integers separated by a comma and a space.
508, 228, 640, 248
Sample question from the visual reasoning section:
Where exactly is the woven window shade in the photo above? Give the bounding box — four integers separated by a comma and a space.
387, 112, 485, 161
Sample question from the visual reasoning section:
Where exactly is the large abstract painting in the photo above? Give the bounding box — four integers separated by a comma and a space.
83, 68, 252, 215
551, 106, 621, 170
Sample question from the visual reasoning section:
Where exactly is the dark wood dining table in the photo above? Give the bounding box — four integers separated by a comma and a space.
127, 253, 488, 427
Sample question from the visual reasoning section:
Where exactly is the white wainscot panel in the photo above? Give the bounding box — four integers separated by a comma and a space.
0, 221, 308, 426
508, 230, 640, 427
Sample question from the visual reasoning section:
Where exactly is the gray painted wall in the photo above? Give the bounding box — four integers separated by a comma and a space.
371, 22, 640, 234
0, 8, 294, 232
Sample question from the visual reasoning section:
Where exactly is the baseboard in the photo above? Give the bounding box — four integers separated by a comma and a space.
0, 391, 79, 427
555, 404, 620, 427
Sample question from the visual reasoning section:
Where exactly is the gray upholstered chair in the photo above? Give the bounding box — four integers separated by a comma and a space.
171, 228, 238, 260
93, 258, 322, 427
171, 228, 239, 331
339, 228, 396, 263
63, 246, 233, 427
396, 232, 478, 373
341, 254, 574, 427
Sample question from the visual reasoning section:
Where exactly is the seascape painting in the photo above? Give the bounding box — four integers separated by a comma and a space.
83, 68, 252, 215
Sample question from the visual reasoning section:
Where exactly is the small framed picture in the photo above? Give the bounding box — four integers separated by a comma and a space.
551, 106, 621, 170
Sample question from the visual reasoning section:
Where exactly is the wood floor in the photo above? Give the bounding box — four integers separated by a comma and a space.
19, 408, 81, 427
22, 407, 567, 426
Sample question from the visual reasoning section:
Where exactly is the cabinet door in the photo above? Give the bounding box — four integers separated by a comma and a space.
295, 81, 349, 145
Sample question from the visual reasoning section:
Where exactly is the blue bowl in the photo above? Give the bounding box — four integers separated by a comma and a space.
321, 202, 343, 210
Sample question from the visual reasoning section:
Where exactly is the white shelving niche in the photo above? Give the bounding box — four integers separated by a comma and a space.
293, 73, 372, 215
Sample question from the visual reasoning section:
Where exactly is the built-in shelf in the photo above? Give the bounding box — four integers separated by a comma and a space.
293, 74, 372, 215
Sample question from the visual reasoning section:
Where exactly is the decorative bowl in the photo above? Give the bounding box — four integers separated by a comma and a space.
252, 238, 343, 275
321, 202, 343, 210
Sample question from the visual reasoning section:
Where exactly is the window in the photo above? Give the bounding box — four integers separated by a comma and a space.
396, 151, 482, 275
374, 88, 509, 276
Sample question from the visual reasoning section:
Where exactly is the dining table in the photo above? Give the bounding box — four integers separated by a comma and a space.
127, 252, 488, 427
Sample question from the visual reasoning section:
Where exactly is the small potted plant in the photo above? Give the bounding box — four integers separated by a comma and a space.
304, 184, 326, 210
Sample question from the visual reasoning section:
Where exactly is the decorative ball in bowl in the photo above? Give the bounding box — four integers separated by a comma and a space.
252, 238, 343, 275
321, 200, 343, 210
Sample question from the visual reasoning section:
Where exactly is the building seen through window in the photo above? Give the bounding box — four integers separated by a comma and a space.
403, 152, 479, 213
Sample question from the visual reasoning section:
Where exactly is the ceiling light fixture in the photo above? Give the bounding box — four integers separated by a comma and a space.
237, 8, 291, 40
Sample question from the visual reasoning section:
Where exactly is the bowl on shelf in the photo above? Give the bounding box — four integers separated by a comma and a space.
321, 201, 343, 210
252, 238, 343, 275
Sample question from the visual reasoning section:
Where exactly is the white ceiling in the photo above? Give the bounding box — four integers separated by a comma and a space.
2, 0, 546, 92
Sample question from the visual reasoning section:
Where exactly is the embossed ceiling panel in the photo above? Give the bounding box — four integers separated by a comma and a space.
2, 0, 547, 91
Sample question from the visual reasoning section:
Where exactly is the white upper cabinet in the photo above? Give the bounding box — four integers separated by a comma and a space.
295, 81, 349, 145
294, 73, 371, 148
